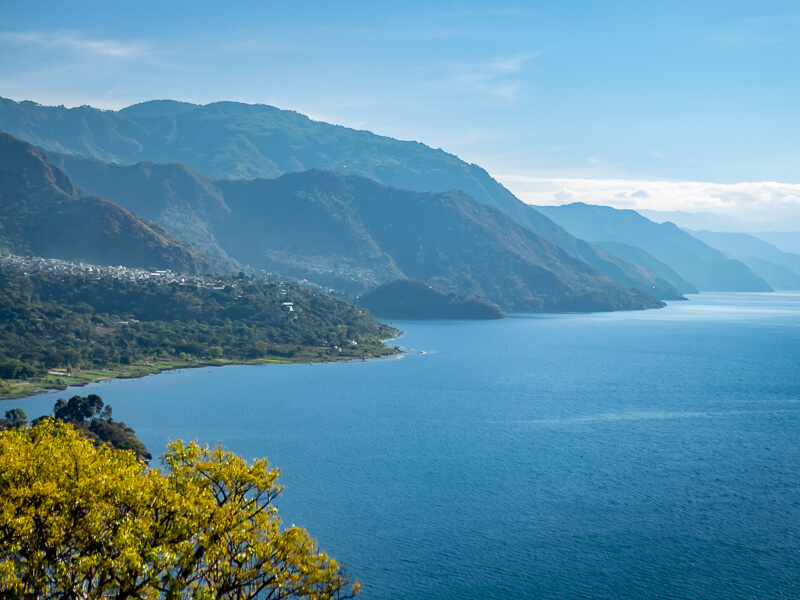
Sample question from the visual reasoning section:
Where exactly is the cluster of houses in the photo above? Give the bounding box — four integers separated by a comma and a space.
0, 253, 307, 316
1, 254, 225, 291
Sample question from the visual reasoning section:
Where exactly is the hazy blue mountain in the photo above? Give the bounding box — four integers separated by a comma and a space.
537, 203, 772, 292
688, 230, 800, 274
1, 97, 680, 299
118, 100, 201, 118
638, 209, 773, 233
32, 156, 662, 311
0, 132, 215, 273
212, 171, 663, 312
736, 257, 800, 289
506, 204, 685, 300
688, 230, 800, 289
751, 232, 800, 256
595, 242, 698, 295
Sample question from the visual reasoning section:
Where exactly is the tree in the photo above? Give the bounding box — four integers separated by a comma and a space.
3, 408, 26, 428
53, 393, 105, 422
0, 421, 359, 599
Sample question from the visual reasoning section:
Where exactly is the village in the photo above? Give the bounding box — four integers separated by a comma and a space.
0, 254, 225, 289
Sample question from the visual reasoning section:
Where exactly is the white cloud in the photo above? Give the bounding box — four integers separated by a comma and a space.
494, 174, 800, 229
439, 52, 539, 105
0, 31, 148, 59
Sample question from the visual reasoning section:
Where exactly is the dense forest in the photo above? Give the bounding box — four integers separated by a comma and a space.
0, 263, 397, 397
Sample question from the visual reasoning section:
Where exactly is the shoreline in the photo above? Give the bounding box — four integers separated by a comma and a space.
0, 344, 402, 403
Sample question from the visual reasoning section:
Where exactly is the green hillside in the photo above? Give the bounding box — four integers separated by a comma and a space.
0, 132, 219, 274
358, 279, 504, 319
1, 97, 681, 299
0, 260, 397, 399
37, 160, 662, 312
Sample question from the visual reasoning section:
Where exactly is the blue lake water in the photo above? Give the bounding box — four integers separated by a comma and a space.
10, 292, 800, 599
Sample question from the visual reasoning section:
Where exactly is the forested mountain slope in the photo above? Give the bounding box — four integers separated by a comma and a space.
0, 132, 216, 273
2, 97, 681, 299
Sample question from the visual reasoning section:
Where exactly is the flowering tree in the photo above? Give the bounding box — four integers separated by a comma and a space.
0, 421, 359, 599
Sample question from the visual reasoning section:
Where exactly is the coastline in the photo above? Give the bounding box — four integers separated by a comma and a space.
0, 343, 402, 403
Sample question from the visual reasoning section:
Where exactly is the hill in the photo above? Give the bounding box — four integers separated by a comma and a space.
358, 279, 504, 319
0, 256, 398, 399
1, 97, 681, 300
0, 132, 218, 273
47, 152, 237, 267
537, 203, 772, 292
752, 232, 800, 255
50, 164, 661, 312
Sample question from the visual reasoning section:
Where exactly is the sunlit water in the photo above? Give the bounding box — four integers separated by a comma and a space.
11, 292, 800, 599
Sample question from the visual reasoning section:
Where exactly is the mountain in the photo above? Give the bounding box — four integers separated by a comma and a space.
0, 132, 215, 273
118, 100, 200, 118
1, 97, 680, 300
595, 242, 698, 295
536, 203, 772, 292
358, 279, 505, 319
688, 230, 800, 289
638, 209, 773, 233
29, 157, 663, 311
751, 232, 800, 256
212, 171, 662, 312
47, 152, 236, 266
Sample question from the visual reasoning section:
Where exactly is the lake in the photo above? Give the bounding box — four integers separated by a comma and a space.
10, 292, 800, 599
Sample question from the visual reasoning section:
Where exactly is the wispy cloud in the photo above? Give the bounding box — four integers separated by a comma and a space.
0, 31, 148, 59
495, 174, 800, 229
440, 51, 539, 104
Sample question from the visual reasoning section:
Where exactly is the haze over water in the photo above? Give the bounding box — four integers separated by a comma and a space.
16, 293, 800, 599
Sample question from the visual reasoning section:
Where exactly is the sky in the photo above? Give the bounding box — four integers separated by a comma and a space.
2, 0, 799, 228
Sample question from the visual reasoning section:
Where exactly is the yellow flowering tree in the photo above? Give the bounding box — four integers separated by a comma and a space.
0, 421, 359, 599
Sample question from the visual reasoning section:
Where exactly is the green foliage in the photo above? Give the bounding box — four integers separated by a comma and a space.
0, 421, 359, 599
0, 265, 397, 386
54, 393, 104, 421
22, 393, 151, 460
0, 131, 218, 275
3, 408, 26, 428
0, 359, 35, 379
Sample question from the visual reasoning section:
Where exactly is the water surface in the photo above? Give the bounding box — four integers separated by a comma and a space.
12, 293, 800, 599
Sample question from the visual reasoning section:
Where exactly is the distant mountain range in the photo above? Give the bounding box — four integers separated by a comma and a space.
0, 97, 682, 301
688, 230, 800, 289
536, 203, 772, 292
32, 154, 663, 312
6, 96, 785, 312
0, 132, 216, 274
751, 232, 800, 255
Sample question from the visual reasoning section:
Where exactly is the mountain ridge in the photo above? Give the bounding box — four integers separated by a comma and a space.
0, 132, 218, 274
21, 151, 665, 312
537, 202, 772, 292
0, 97, 682, 300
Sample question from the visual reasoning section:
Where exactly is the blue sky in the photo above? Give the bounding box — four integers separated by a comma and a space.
2, 1, 799, 226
